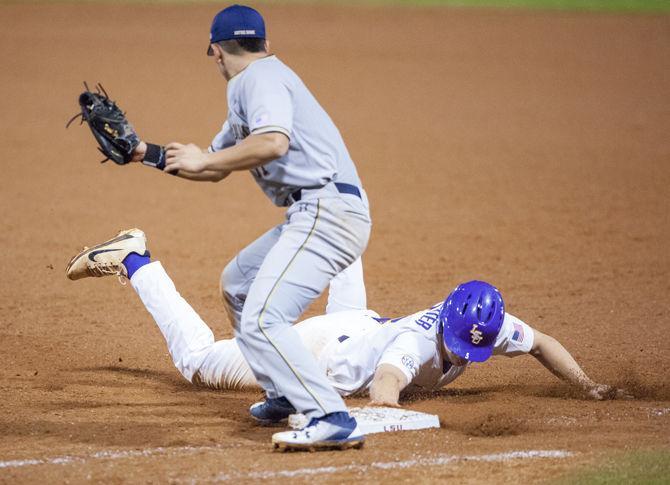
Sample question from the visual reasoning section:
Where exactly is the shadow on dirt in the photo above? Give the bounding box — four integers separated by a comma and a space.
8, 365, 271, 448
0, 419, 229, 448
70, 365, 187, 389
412, 379, 670, 403
446, 413, 529, 438
400, 386, 501, 405
532, 376, 670, 402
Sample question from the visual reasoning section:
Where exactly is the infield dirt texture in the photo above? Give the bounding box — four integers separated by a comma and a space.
1, 2, 669, 483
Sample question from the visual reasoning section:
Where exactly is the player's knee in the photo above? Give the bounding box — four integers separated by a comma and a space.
221, 260, 240, 299
220, 261, 246, 331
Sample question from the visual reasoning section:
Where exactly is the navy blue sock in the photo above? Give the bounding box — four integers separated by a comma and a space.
122, 252, 151, 279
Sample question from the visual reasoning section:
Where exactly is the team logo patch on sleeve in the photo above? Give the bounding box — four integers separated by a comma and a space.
512, 323, 524, 343
254, 113, 269, 126
401, 355, 415, 371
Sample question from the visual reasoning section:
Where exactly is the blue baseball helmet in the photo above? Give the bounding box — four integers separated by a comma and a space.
439, 280, 505, 362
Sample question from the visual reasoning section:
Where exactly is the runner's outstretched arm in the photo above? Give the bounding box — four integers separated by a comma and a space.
530, 329, 628, 400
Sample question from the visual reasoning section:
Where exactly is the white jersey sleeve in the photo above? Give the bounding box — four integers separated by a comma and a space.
209, 121, 236, 152
377, 332, 436, 385
241, 73, 293, 138
492, 313, 535, 357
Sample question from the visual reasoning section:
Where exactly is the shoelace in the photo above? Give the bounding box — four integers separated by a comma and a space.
86, 261, 127, 285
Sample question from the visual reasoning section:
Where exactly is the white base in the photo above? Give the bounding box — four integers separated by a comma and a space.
288, 407, 441, 435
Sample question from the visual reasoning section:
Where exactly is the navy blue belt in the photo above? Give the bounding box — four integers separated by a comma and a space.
290, 183, 361, 202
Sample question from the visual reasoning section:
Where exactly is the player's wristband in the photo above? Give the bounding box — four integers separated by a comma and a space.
142, 143, 178, 176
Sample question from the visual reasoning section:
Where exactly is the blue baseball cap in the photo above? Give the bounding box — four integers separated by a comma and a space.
439, 280, 505, 362
207, 5, 266, 56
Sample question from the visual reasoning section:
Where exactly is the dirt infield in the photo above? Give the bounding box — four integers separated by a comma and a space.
1, 2, 668, 482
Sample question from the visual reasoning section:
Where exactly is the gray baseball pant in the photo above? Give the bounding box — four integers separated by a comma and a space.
221, 187, 371, 418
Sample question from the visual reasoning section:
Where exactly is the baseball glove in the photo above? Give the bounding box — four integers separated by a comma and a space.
66, 82, 140, 164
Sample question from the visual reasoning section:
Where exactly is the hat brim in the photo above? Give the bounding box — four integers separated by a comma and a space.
443, 331, 494, 363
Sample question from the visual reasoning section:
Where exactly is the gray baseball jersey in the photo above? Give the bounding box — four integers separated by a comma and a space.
210, 55, 364, 207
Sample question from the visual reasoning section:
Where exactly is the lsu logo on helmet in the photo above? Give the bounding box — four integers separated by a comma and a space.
470, 324, 484, 345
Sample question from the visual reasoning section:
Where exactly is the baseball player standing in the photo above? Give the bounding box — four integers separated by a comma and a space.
129, 5, 371, 451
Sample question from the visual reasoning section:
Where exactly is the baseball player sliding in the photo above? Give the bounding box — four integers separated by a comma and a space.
66, 229, 624, 434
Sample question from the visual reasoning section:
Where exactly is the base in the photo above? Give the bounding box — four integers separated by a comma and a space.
288, 406, 440, 435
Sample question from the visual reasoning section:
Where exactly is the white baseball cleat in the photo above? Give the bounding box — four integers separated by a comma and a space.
66, 228, 148, 280
272, 411, 365, 452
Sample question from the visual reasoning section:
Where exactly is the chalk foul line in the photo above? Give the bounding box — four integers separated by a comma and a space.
0, 446, 573, 479
0, 445, 225, 470
211, 450, 574, 481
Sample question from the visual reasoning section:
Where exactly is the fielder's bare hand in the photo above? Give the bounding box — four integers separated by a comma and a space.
165, 142, 208, 173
